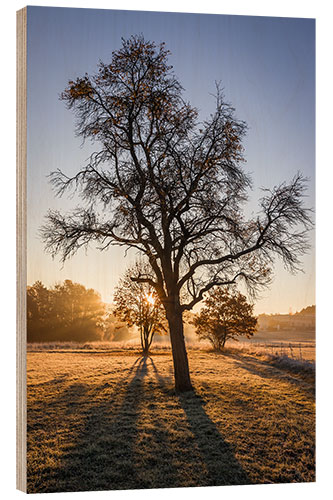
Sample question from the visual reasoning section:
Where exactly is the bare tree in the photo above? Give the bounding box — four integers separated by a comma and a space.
193, 287, 257, 350
41, 35, 313, 392
113, 263, 167, 355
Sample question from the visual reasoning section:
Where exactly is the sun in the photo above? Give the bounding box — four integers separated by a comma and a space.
144, 292, 155, 306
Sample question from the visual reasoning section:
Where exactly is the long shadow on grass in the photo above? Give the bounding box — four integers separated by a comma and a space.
150, 357, 250, 486
52, 358, 149, 492
221, 351, 315, 397
28, 355, 251, 493
29, 356, 182, 493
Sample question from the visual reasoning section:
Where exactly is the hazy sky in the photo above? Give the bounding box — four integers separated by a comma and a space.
27, 6, 315, 314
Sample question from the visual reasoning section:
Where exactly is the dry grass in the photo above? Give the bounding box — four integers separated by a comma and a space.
27, 348, 315, 493
225, 341, 315, 366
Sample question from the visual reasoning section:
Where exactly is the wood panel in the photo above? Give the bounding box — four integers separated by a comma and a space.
16, 6, 27, 493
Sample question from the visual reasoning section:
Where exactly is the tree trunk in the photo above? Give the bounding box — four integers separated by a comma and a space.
166, 305, 193, 392
141, 326, 150, 356
142, 342, 149, 357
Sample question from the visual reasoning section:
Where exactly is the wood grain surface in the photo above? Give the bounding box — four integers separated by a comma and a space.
16, 6, 27, 493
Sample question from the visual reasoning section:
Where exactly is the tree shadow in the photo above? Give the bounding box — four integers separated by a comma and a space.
53, 358, 149, 492
28, 355, 251, 493
178, 390, 250, 486
221, 351, 315, 397
28, 356, 184, 492
150, 357, 250, 486
149, 356, 175, 393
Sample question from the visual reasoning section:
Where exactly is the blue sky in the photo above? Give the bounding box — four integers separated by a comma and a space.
27, 6, 315, 313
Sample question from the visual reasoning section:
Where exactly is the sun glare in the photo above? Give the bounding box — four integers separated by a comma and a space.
144, 292, 155, 306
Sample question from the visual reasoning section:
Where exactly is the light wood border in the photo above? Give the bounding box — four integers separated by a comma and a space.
16, 6, 27, 493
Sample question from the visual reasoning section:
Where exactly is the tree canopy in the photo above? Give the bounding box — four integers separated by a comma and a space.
193, 287, 257, 350
42, 35, 313, 391
27, 280, 105, 342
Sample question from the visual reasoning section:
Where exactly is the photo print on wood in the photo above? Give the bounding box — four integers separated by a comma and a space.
17, 6, 315, 493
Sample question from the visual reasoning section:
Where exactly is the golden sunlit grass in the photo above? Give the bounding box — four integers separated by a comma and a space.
27, 348, 315, 493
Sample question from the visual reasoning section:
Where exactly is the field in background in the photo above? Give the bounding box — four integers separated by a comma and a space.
231, 340, 315, 362
28, 326, 316, 363
244, 328, 315, 362
27, 346, 315, 492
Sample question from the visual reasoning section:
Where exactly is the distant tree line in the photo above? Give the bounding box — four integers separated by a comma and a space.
27, 280, 106, 342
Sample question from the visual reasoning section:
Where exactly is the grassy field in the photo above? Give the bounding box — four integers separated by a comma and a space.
27, 347, 315, 493
229, 339, 315, 362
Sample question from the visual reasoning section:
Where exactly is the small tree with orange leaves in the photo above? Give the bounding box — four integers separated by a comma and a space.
193, 288, 257, 350
113, 263, 167, 355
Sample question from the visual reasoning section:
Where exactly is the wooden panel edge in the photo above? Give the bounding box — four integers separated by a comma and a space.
16, 6, 27, 493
